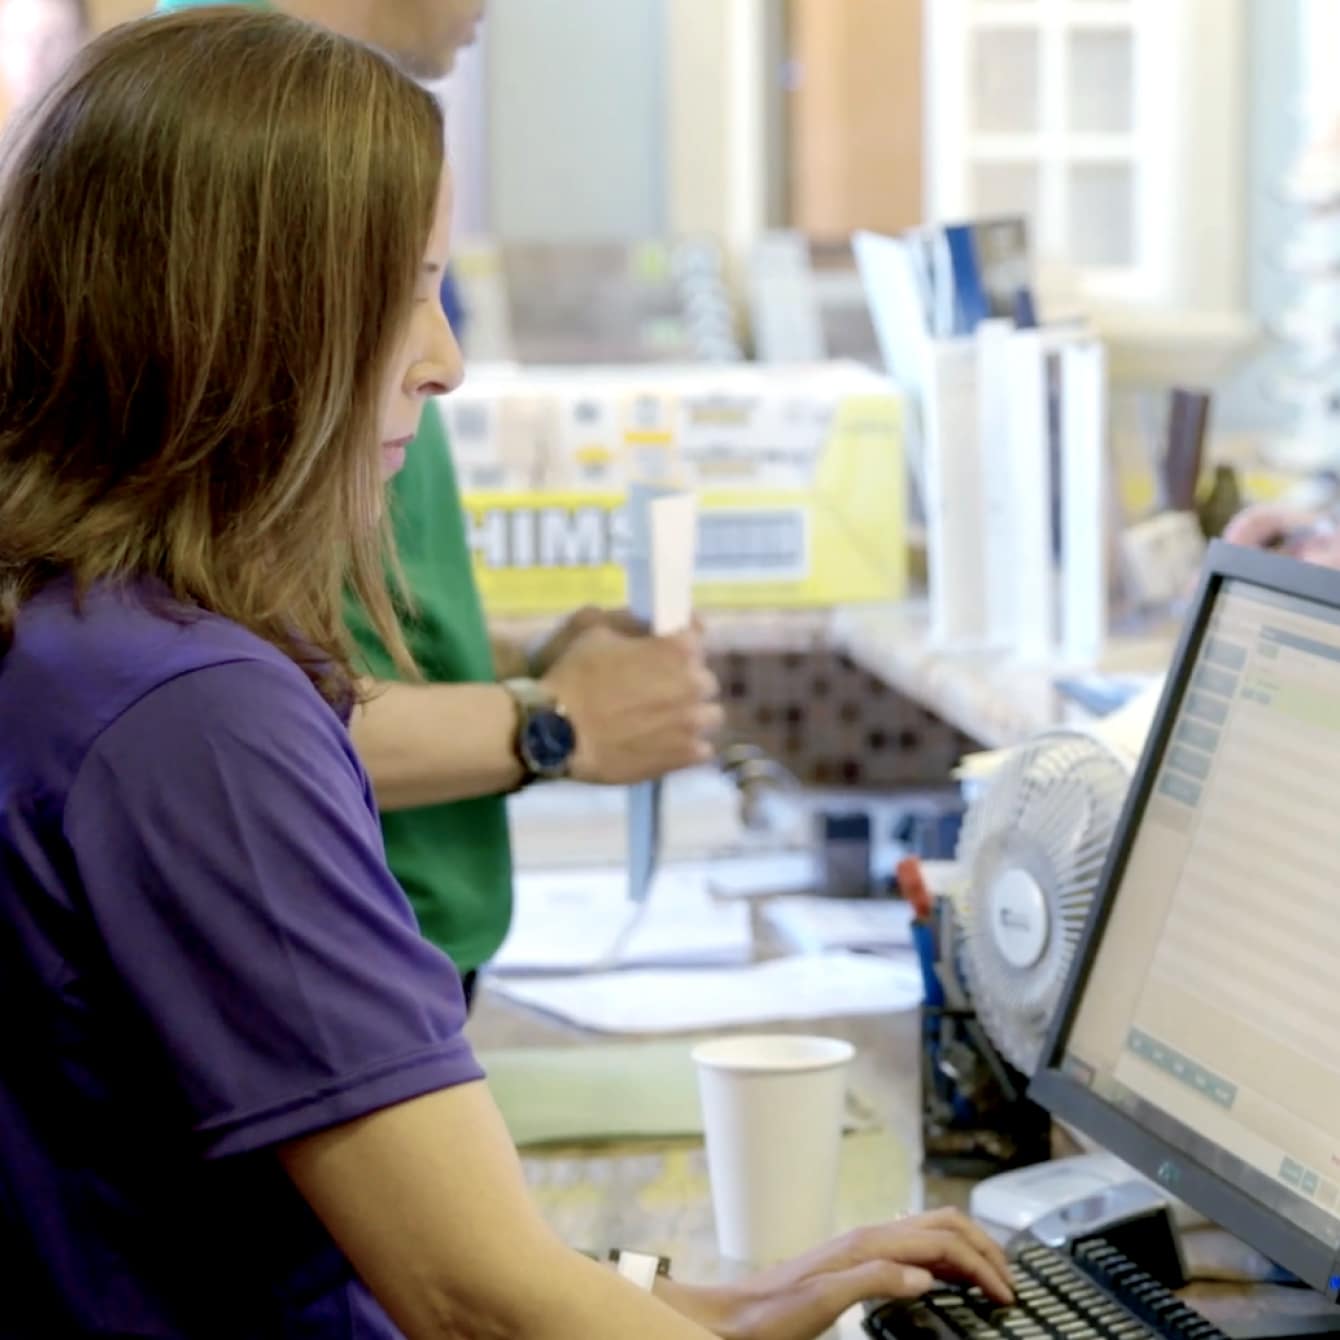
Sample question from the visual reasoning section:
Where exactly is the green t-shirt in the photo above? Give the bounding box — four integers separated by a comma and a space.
345, 408, 513, 974
156, 0, 512, 971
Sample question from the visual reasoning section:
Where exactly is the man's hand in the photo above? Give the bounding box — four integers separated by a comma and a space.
530, 605, 652, 677
658, 1211, 1014, 1340
542, 624, 723, 785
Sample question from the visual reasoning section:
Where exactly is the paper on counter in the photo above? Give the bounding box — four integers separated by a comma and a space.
487, 951, 924, 1035
625, 483, 698, 906
761, 896, 915, 954
509, 767, 750, 870
706, 852, 959, 902
702, 850, 818, 899
492, 865, 751, 974
704, 853, 958, 903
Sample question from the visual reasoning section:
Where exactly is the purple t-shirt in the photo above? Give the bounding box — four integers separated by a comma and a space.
0, 581, 482, 1337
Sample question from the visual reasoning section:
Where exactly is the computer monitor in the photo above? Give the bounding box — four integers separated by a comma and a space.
1032, 542, 1340, 1301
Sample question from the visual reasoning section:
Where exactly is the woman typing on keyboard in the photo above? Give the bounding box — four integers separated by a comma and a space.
0, 10, 1012, 1338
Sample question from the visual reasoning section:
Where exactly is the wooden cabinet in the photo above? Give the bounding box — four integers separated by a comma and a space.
786, 0, 924, 235
927, 0, 1250, 324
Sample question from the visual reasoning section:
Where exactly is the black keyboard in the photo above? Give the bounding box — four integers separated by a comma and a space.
865, 1239, 1228, 1340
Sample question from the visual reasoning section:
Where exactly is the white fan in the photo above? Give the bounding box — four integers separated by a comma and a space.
951, 730, 1135, 1077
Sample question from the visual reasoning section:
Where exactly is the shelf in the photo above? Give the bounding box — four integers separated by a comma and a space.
491, 609, 838, 658
1092, 307, 1261, 386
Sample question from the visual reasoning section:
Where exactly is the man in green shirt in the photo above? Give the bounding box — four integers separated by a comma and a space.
157, 0, 723, 991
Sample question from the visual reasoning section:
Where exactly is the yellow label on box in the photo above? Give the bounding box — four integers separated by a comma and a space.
463, 492, 628, 611
461, 390, 906, 614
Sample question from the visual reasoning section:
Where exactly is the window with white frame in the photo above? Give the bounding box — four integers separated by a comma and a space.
926, 0, 1250, 331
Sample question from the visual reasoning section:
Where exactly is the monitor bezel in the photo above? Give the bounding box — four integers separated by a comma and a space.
1031, 540, 1340, 1298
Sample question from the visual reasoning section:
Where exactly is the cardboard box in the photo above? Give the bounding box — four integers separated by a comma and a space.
439, 362, 907, 615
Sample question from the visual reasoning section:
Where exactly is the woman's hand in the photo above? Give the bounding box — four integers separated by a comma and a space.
660, 1209, 1013, 1340
1222, 501, 1321, 551
1223, 501, 1340, 570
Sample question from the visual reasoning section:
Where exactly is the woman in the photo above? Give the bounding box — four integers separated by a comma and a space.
0, 10, 1011, 1337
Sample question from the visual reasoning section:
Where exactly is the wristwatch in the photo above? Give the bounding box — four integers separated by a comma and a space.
501, 677, 577, 783
607, 1249, 672, 1291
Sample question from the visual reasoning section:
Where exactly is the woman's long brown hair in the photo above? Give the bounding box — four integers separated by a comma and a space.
0, 6, 443, 704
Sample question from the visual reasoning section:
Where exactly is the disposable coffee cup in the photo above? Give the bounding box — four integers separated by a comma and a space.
692, 1034, 854, 1264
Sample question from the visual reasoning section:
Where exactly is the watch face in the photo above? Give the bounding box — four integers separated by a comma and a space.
522, 709, 576, 775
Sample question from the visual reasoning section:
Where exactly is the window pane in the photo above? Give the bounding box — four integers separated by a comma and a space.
1068, 29, 1134, 133
972, 28, 1041, 134
1069, 162, 1135, 266
972, 162, 1041, 225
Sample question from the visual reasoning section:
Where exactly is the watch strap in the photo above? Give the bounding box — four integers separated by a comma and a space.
607, 1248, 671, 1291
500, 676, 558, 714
500, 677, 571, 785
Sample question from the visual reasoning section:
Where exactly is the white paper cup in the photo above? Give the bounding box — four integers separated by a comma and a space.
692, 1034, 854, 1264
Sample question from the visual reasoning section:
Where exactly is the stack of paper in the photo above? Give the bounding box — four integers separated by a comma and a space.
492, 866, 752, 974
509, 767, 786, 871
702, 850, 818, 899
487, 951, 924, 1035
857, 220, 1113, 665
761, 896, 915, 954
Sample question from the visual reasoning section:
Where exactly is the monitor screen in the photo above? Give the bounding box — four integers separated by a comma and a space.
1047, 569, 1340, 1263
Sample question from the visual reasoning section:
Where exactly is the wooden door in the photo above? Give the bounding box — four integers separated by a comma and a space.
786, 0, 924, 234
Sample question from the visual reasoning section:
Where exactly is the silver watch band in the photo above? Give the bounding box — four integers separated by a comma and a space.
500, 677, 573, 786
499, 676, 559, 714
